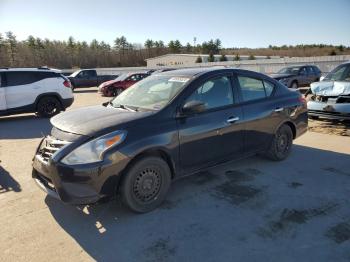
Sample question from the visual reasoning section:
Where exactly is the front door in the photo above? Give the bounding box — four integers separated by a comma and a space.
178, 74, 244, 174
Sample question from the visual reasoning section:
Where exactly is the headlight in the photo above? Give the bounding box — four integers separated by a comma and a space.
61, 130, 126, 165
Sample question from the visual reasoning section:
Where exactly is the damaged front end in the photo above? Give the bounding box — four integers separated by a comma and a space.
307, 81, 350, 120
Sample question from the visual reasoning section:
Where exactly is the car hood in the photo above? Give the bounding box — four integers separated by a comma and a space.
310, 81, 350, 96
100, 79, 120, 88
51, 105, 153, 136
270, 73, 295, 80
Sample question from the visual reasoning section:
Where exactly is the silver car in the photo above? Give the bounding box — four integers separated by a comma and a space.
307, 62, 350, 120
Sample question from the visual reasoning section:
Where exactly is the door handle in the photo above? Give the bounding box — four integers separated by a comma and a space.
227, 116, 239, 123
274, 107, 284, 112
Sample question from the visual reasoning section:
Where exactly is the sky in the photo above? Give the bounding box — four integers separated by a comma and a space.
0, 0, 349, 48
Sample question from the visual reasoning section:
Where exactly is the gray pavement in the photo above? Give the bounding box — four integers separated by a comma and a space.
1, 88, 350, 262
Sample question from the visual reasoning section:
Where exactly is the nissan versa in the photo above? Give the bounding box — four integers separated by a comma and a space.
32, 68, 308, 213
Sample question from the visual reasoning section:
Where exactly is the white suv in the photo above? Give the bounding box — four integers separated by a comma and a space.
0, 67, 74, 117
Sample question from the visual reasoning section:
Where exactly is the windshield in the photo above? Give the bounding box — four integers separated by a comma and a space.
69, 70, 81, 77
111, 75, 191, 111
114, 73, 129, 81
324, 64, 350, 81
277, 67, 300, 74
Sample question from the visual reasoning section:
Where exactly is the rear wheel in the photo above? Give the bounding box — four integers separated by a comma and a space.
265, 124, 293, 161
120, 156, 171, 213
36, 96, 62, 117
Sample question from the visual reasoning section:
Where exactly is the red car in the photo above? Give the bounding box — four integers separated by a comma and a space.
98, 72, 150, 97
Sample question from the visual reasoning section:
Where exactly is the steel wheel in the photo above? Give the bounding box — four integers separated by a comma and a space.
120, 157, 171, 213
132, 167, 162, 203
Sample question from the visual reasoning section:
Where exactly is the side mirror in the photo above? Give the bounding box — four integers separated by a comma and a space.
182, 100, 206, 115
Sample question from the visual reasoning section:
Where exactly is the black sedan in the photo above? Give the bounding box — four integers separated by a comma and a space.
271, 65, 322, 89
32, 68, 308, 213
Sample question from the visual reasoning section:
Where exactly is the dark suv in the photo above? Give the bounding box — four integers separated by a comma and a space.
32, 68, 307, 213
270, 65, 322, 89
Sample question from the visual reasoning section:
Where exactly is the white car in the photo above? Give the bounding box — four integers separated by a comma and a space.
0, 67, 74, 117
307, 62, 350, 120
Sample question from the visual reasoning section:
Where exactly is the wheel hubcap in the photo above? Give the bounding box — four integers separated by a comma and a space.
133, 168, 161, 203
277, 133, 289, 153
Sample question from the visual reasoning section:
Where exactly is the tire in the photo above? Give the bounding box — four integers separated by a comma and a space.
71, 84, 75, 92
265, 124, 293, 161
120, 156, 171, 213
290, 81, 298, 89
36, 96, 62, 118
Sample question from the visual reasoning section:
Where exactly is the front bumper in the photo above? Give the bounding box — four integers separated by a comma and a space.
307, 101, 350, 120
32, 137, 129, 205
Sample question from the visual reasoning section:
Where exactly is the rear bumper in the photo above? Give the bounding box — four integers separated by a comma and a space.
62, 97, 74, 109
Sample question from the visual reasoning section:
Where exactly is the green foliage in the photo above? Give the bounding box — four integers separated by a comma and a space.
208, 51, 215, 62
234, 54, 240, 61
248, 54, 255, 60
195, 56, 202, 63
219, 54, 227, 61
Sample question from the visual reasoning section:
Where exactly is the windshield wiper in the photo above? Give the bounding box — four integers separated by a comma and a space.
113, 104, 138, 112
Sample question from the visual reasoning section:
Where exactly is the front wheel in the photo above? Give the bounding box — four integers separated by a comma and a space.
36, 96, 62, 117
120, 157, 171, 213
265, 124, 293, 161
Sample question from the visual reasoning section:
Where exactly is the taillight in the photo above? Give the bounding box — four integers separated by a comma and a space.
63, 80, 72, 88
299, 95, 307, 107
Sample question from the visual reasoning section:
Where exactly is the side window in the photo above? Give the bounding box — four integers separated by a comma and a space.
5, 72, 38, 87
263, 80, 274, 96
299, 67, 307, 75
0, 73, 2, 87
306, 67, 314, 75
86, 70, 96, 77
185, 76, 233, 110
238, 76, 267, 101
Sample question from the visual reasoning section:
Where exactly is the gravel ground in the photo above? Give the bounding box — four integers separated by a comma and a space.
1, 87, 350, 262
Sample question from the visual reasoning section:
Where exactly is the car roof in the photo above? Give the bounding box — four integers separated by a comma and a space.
153, 67, 267, 78
0, 67, 61, 73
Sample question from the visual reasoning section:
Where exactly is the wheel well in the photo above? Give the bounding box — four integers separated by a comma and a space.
122, 149, 175, 180
284, 121, 296, 139
35, 94, 63, 110
115, 149, 175, 195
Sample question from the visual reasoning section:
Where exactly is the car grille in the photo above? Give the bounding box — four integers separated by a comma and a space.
38, 136, 70, 162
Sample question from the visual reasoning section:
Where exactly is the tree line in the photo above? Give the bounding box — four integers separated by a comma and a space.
0, 31, 349, 69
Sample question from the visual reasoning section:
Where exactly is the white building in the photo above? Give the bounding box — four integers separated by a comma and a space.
145, 54, 279, 68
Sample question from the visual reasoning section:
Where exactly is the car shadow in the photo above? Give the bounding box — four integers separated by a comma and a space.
73, 89, 97, 93
45, 144, 350, 261
0, 165, 21, 193
0, 114, 52, 139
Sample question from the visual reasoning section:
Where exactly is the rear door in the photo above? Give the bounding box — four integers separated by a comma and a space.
178, 74, 244, 173
4, 71, 39, 109
235, 73, 283, 153
0, 73, 6, 111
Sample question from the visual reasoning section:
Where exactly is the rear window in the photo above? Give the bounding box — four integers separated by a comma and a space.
5, 71, 58, 87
